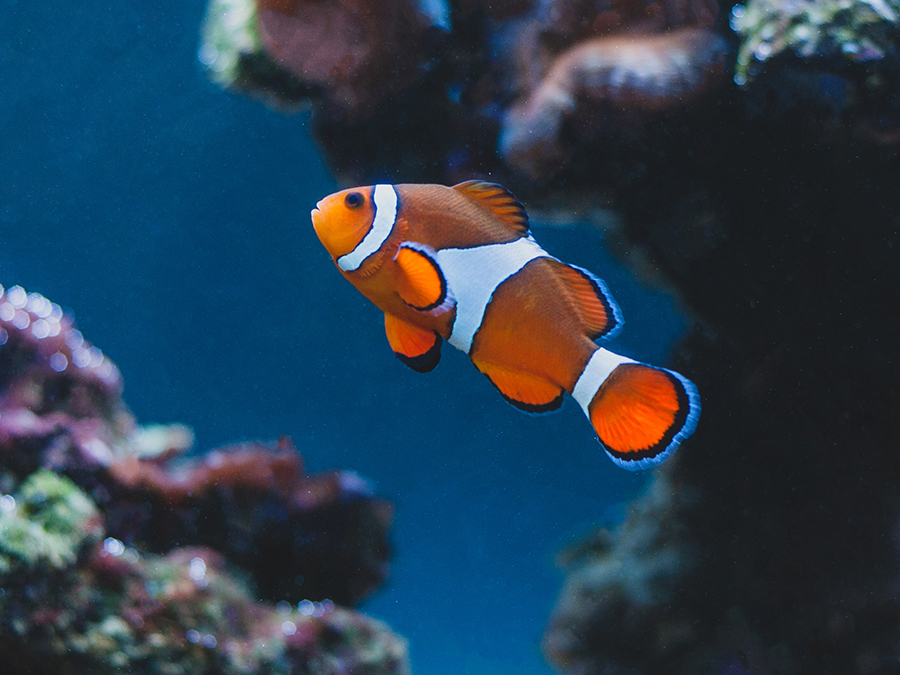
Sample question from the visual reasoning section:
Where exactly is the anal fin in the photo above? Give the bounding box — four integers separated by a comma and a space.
473, 358, 564, 414
384, 313, 442, 373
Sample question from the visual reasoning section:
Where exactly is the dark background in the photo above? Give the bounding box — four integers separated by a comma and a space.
0, 2, 687, 672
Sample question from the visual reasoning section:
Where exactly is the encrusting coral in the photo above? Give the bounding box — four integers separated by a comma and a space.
731, 0, 900, 144
0, 284, 407, 674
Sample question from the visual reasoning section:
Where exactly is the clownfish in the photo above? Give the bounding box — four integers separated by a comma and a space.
311, 181, 700, 470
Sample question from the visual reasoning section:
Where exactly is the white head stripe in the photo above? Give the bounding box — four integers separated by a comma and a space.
572, 348, 636, 414
337, 184, 398, 272
437, 237, 548, 354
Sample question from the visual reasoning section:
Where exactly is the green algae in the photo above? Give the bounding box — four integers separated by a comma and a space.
0, 477, 408, 675
197, 0, 310, 110
733, 0, 900, 83
0, 470, 102, 574
198, 0, 264, 87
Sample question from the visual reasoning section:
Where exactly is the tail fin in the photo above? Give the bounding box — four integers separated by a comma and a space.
572, 349, 700, 470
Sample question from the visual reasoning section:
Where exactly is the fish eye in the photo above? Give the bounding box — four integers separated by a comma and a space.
344, 192, 365, 210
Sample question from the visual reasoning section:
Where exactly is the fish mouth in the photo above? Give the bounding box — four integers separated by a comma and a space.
310, 205, 324, 229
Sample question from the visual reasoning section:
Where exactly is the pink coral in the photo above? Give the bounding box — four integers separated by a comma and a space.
0, 284, 121, 401
255, 0, 436, 118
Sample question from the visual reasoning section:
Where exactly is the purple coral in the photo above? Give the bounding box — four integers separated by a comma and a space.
103, 437, 394, 605
0, 284, 121, 393
0, 285, 393, 607
254, 0, 439, 119
0, 284, 131, 480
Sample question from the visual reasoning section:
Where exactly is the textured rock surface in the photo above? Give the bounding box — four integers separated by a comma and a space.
193, 0, 900, 671
198, 0, 731, 185
541, 50, 900, 675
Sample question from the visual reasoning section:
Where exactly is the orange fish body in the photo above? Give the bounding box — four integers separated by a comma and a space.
312, 181, 700, 470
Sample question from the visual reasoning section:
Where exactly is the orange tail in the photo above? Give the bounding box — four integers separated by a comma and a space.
572, 349, 700, 470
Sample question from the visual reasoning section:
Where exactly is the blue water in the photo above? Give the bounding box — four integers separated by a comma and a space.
0, 2, 685, 673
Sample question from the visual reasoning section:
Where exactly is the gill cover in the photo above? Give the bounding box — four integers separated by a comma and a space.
311, 187, 378, 264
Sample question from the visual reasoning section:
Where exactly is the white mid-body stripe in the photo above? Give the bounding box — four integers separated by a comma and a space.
437, 237, 549, 353
337, 184, 398, 272
571, 348, 636, 414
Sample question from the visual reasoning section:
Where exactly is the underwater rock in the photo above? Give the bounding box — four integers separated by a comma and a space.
543, 471, 708, 672
499, 27, 729, 178
0, 285, 392, 605
536, 46, 900, 675
104, 438, 394, 605
731, 0, 900, 145
0, 471, 409, 675
198, 0, 731, 185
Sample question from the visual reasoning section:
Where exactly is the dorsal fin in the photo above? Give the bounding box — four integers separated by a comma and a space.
548, 260, 624, 341
452, 181, 530, 235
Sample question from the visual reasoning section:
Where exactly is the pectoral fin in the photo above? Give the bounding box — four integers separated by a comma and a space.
393, 243, 448, 311
384, 312, 442, 373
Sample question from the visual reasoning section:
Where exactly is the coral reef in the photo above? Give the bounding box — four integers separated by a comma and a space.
0, 285, 407, 673
198, 0, 900, 185
198, 0, 731, 185
733, 0, 900, 83
0, 470, 103, 574
0, 473, 408, 675
104, 438, 393, 605
495, 0, 726, 177
194, 0, 900, 672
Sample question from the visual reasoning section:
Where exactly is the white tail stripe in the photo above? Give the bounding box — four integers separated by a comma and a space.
438, 237, 548, 353
337, 184, 398, 272
572, 348, 636, 415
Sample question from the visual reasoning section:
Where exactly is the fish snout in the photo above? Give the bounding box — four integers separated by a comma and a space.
311, 203, 326, 231
311, 202, 336, 253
